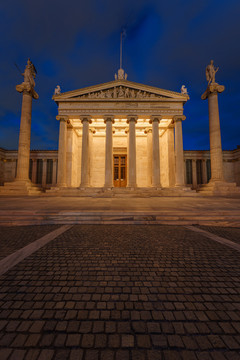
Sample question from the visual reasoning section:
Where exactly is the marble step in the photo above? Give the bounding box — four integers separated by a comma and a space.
0, 211, 239, 226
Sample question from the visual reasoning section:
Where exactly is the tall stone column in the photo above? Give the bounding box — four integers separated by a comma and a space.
174, 115, 186, 187
201, 83, 225, 182
150, 116, 161, 187
144, 128, 152, 186
15, 60, 39, 183
56, 116, 68, 187
80, 116, 92, 188
127, 116, 137, 188
104, 116, 114, 188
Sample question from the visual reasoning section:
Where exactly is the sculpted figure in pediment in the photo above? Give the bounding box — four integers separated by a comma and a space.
113, 87, 118, 98
125, 87, 130, 98
106, 89, 112, 98
118, 86, 124, 98
130, 89, 135, 98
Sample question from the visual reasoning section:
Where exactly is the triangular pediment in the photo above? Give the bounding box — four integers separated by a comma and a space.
53, 80, 188, 102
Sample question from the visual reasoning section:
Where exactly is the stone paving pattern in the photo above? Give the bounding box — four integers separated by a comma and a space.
0, 225, 60, 260
0, 225, 240, 360
198, 226, 240, 245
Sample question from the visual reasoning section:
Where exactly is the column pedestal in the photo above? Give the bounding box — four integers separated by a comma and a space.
200, 83, 240, 195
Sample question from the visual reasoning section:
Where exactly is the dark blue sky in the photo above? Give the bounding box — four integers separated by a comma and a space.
0, 0, 239, 151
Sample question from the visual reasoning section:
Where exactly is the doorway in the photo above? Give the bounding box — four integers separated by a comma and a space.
113, 155, 127, 187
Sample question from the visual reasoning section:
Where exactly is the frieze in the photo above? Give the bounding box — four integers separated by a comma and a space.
59, 109, 182, 115
76, 86, 167, 100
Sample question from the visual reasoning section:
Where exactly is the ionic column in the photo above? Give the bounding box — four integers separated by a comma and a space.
104, 116, 115, 188
31, 159, 37, 184
42, 159, 47, 187
192, 159, 197, 189
56, 116, 68, 187
174, 115, 186, 187
144, 128, 152, 186
127, 115, 137, 187
80, 116, 92, 187
201, 83, 225, 182
150, 116, 161, 187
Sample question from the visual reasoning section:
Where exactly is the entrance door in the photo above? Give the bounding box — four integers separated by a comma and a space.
113, 155, 127, 187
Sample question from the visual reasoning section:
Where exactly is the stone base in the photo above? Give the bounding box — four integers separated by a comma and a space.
0, 180, 42, 196
198, 180, 240, 196
45, 186, 197, 198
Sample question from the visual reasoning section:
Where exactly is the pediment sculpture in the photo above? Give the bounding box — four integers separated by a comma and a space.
79, 86, 165, 100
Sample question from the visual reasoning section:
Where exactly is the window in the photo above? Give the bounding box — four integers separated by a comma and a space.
206, 159, 211, 182
196, 160, 203, 184
36, 159, 43, 184
46, 159, 53, 184
186, 159, 192, 184
29, 159, 33, 180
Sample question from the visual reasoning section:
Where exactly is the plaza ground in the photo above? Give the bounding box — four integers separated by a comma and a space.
0, 223, 240, 360
0, 195, 240, 226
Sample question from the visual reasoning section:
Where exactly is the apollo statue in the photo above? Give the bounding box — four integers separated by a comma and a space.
206, 60, 219, 85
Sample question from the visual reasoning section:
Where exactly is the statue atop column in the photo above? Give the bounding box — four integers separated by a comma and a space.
16, 58, 39, 99
199, 60, 239, 194
205, 60, 219, 85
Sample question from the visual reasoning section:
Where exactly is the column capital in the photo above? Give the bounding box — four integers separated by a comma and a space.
89, 128, 96, 134
201, 83, 225, 100
144, 128, 152, 134
173, 115, 186, 123
80, 115, 92, 124
56, 115, 68, 122
127, 115, 138, 124
104, 115, 115, 124
125, 128, 129, 134
149, 115, 162, 124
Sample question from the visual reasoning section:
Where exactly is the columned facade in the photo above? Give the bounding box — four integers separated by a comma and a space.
51, 77, 192, 191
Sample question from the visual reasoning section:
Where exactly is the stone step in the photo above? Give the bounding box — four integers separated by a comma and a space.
0, 211, 239, 226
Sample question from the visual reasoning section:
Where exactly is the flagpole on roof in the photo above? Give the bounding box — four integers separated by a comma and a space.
120, 32, 122, 69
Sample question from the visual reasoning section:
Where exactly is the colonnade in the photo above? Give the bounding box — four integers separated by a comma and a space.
56, 115, 186, 189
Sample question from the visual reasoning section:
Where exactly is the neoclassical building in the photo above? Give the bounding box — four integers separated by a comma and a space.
52, 68, 190, 190
0, 66, 239, 194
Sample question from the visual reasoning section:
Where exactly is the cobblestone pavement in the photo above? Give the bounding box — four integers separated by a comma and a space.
0, 225, 60, 260
0, 225, 240, 360
197, 226, 240, 245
